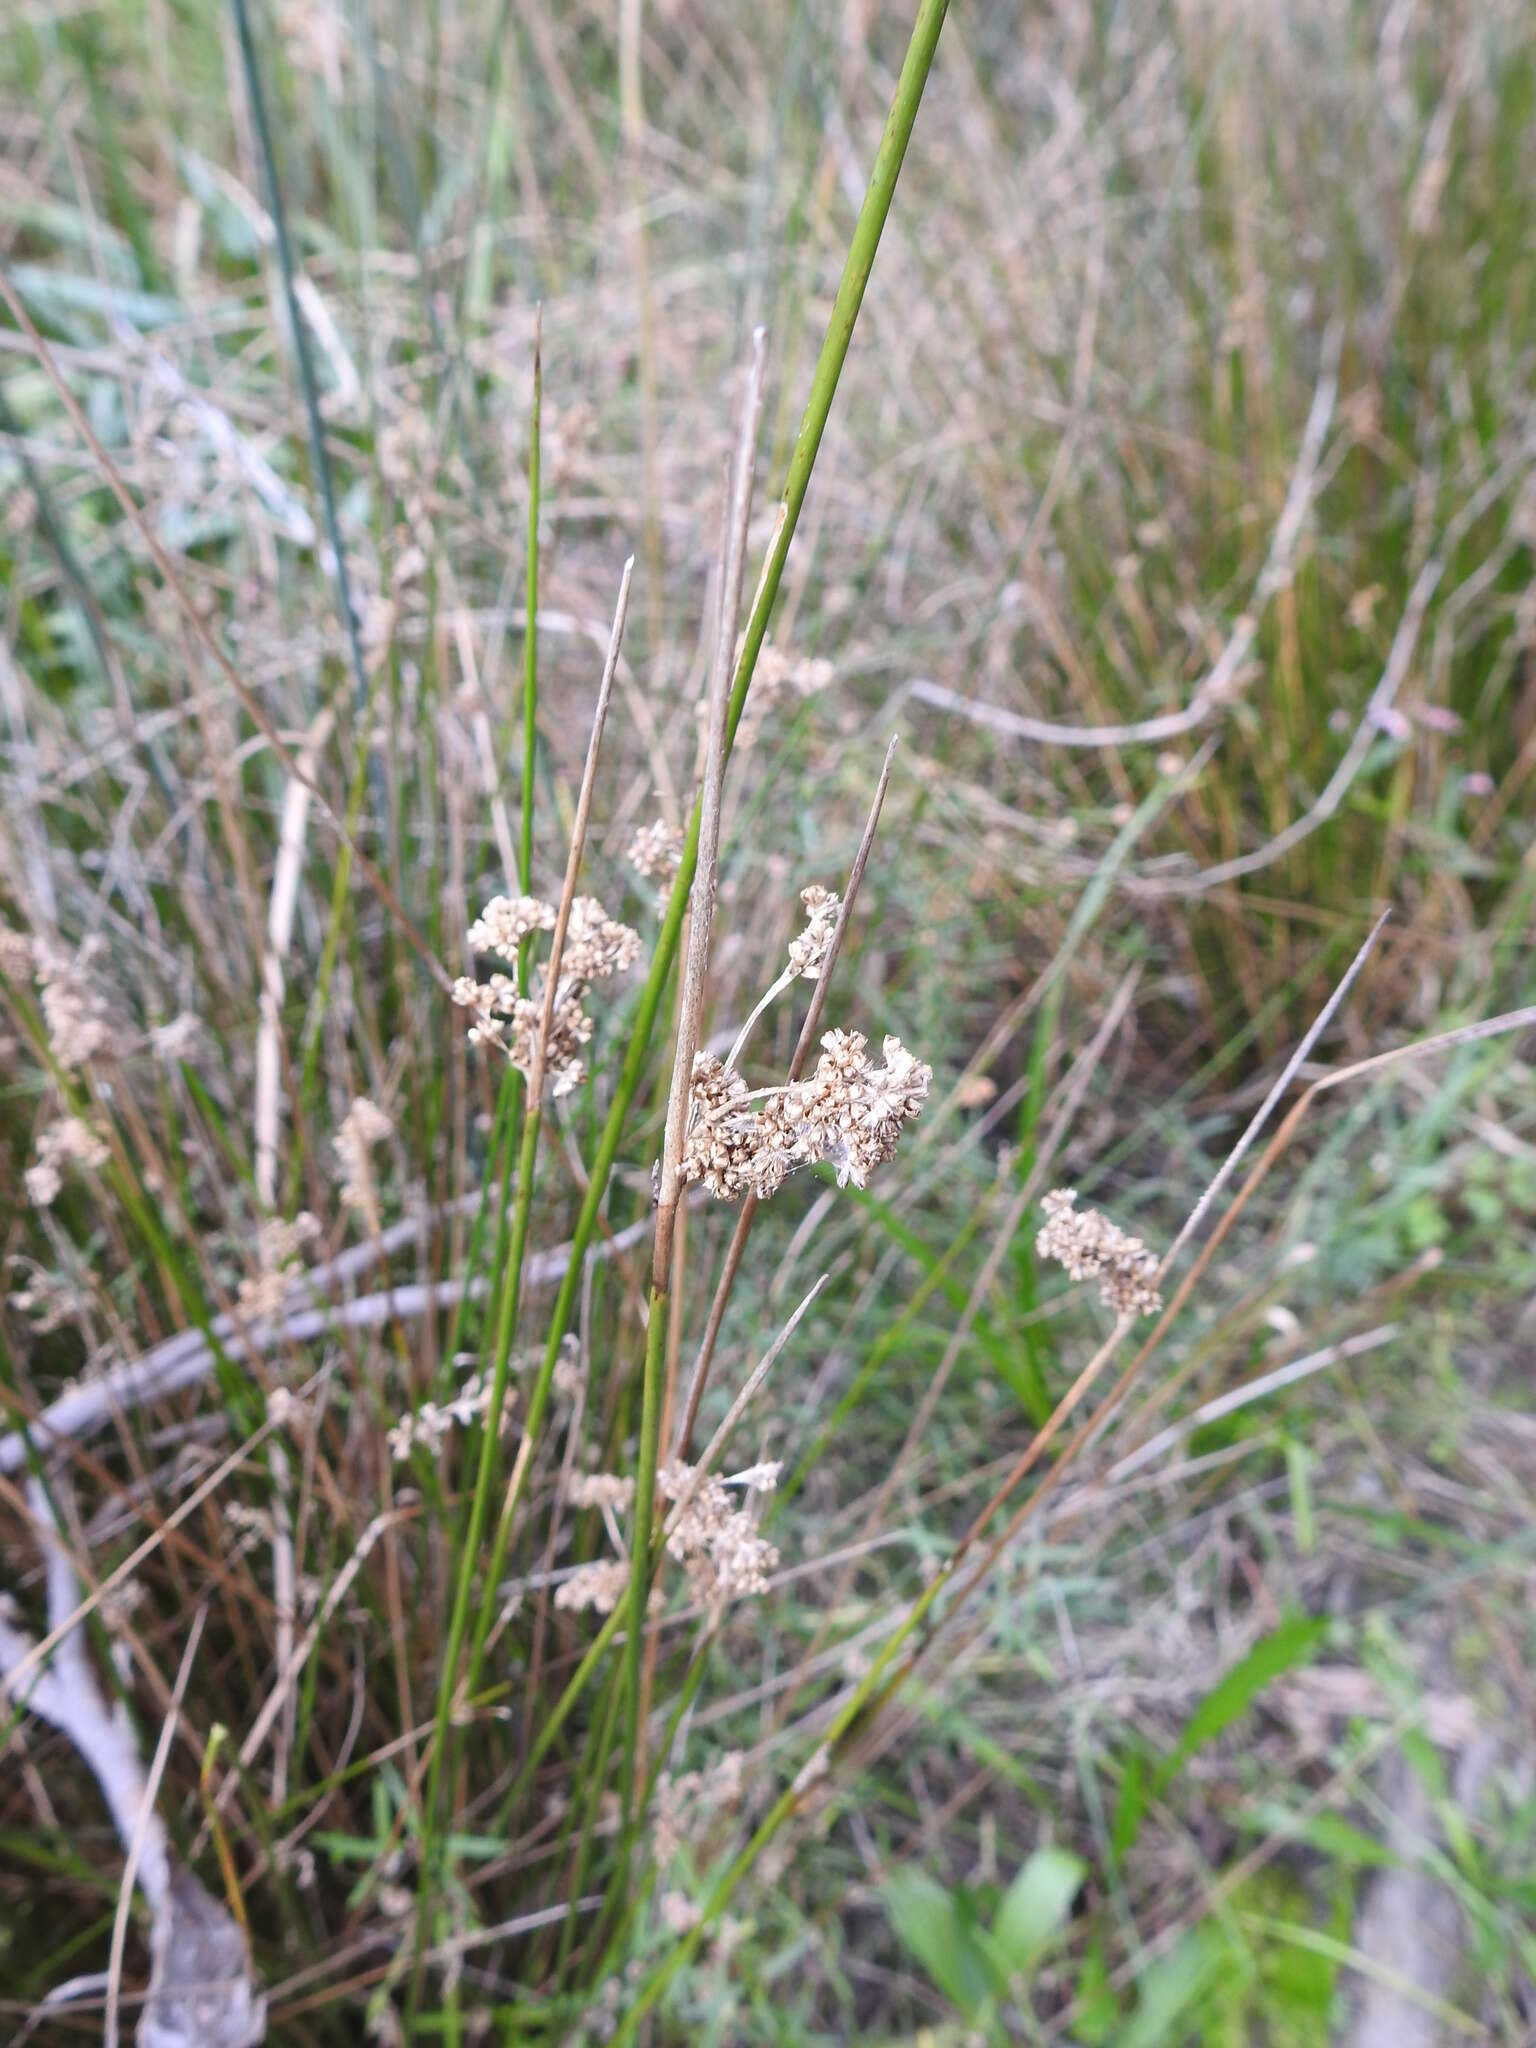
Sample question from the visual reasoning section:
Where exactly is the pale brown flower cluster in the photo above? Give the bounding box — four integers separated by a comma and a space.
786, 885, 840, 980
452, 893, 640, 1096
25, 1116, 109, 1209
237, 1212, 320, 1322
27, 941, 111, 1070
659, 1460, 780, 1620
387, 1370, 512, 1461
652, 1750, 744, 1868
567, 1472, 635, 1513
626, 819, 684, 890
731, 637, 836, 751
553, 1558, 664, 1618
680, 1030, 931, 1202
0, 928, 34, 983
334, 1097, 393, 1231
1037, 1187, 1163, 1318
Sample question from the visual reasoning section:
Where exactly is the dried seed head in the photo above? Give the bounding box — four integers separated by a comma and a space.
627, 819, 684, 889
1037, 1187, 1162, 1319
659, 1461, 779, 1620
553, 1559, 663, 1618
658, 1890, 701, 1935
562, 896, 643, 987
678, 1051, 761, 1200
652, 1751, 744, 1868
25, 1116, 109, 1209
34, 945, 111, 1069
787, 885, 840, 980
334, 1097, 393, 1230
731, 638, 836, 750
387, 1369, 512, 1461
454, 894, 638, 1096
678, 1030, 931, 1204
567, 1472, 636, 1513
467, 894, 556, 963
237, 1211, 320, 1322
0, 928, 35, 982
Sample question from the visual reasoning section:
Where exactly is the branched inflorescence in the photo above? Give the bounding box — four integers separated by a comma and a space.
1036, 1187, 1162, 1318
681, 1029, 930, 1202
452, 892, 641, 1096
674, 885, 930, 1204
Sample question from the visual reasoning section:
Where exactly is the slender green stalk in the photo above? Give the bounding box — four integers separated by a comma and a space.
615, 1549, 955, 2042
230, 0, 370, 719
620, 1291, 668, 1819
520, 314, 542, 895
459, 0, 952, 1730
420, 1093, 542, 1820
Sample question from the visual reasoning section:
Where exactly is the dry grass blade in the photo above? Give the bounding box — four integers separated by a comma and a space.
103, 1608, 206, 2048
908, 321, 1343, 751
529, 557, 636, 1100
1165, 907, 1391, 1270
653, 329, 769, 1287
662, 1274, 830, 1547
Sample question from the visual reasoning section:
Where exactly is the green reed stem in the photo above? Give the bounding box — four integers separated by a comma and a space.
457, 0, 952, 1746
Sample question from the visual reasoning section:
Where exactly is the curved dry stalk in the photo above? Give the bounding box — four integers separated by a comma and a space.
885, 998, 1536, 1714
777, 962, 1144, 1711
104, 1609, 207, 2048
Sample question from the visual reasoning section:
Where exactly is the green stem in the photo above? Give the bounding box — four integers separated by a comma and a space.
422, 1096, 542, 1839
230, 0, 371, 719
521, 325, 541, 893
460, 0, 951, 1736
620, 1286, 669, 1821
617, 1544, 956, 2042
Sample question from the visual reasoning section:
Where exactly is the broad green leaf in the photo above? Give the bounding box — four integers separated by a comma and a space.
1116, 1925, 1233, 2048
883, 1869, 992, 2021
1074, 1938, 1120, 2045
1247, 1804, 1396, 1870
992, 1846, 1087, 1974
1155, 1612, 1327, 1795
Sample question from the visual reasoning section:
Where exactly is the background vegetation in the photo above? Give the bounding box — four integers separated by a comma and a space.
1, 0, 1533, 2041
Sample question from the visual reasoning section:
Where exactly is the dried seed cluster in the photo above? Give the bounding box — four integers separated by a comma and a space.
1037, 1187, 1163, 1318
334, 1097, 393, 1231
453, 893, 640, 1095
626, 819, 684, 890
652, 1751, 744, 1868
659, 1460, 780, 1621
731, 637, 836, 751
237, 1212, 320, 1323
680, 1029, 931, 1203
387, 1370, 512, 1462
553, 1558, 664, 1618
12, 938, 113, 1070
786, 885, 840, 980
25, 1116, 109, 1209
567, 1472, 635, 1513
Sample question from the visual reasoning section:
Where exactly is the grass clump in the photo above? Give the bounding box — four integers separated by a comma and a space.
2, 0, 1535, 2043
